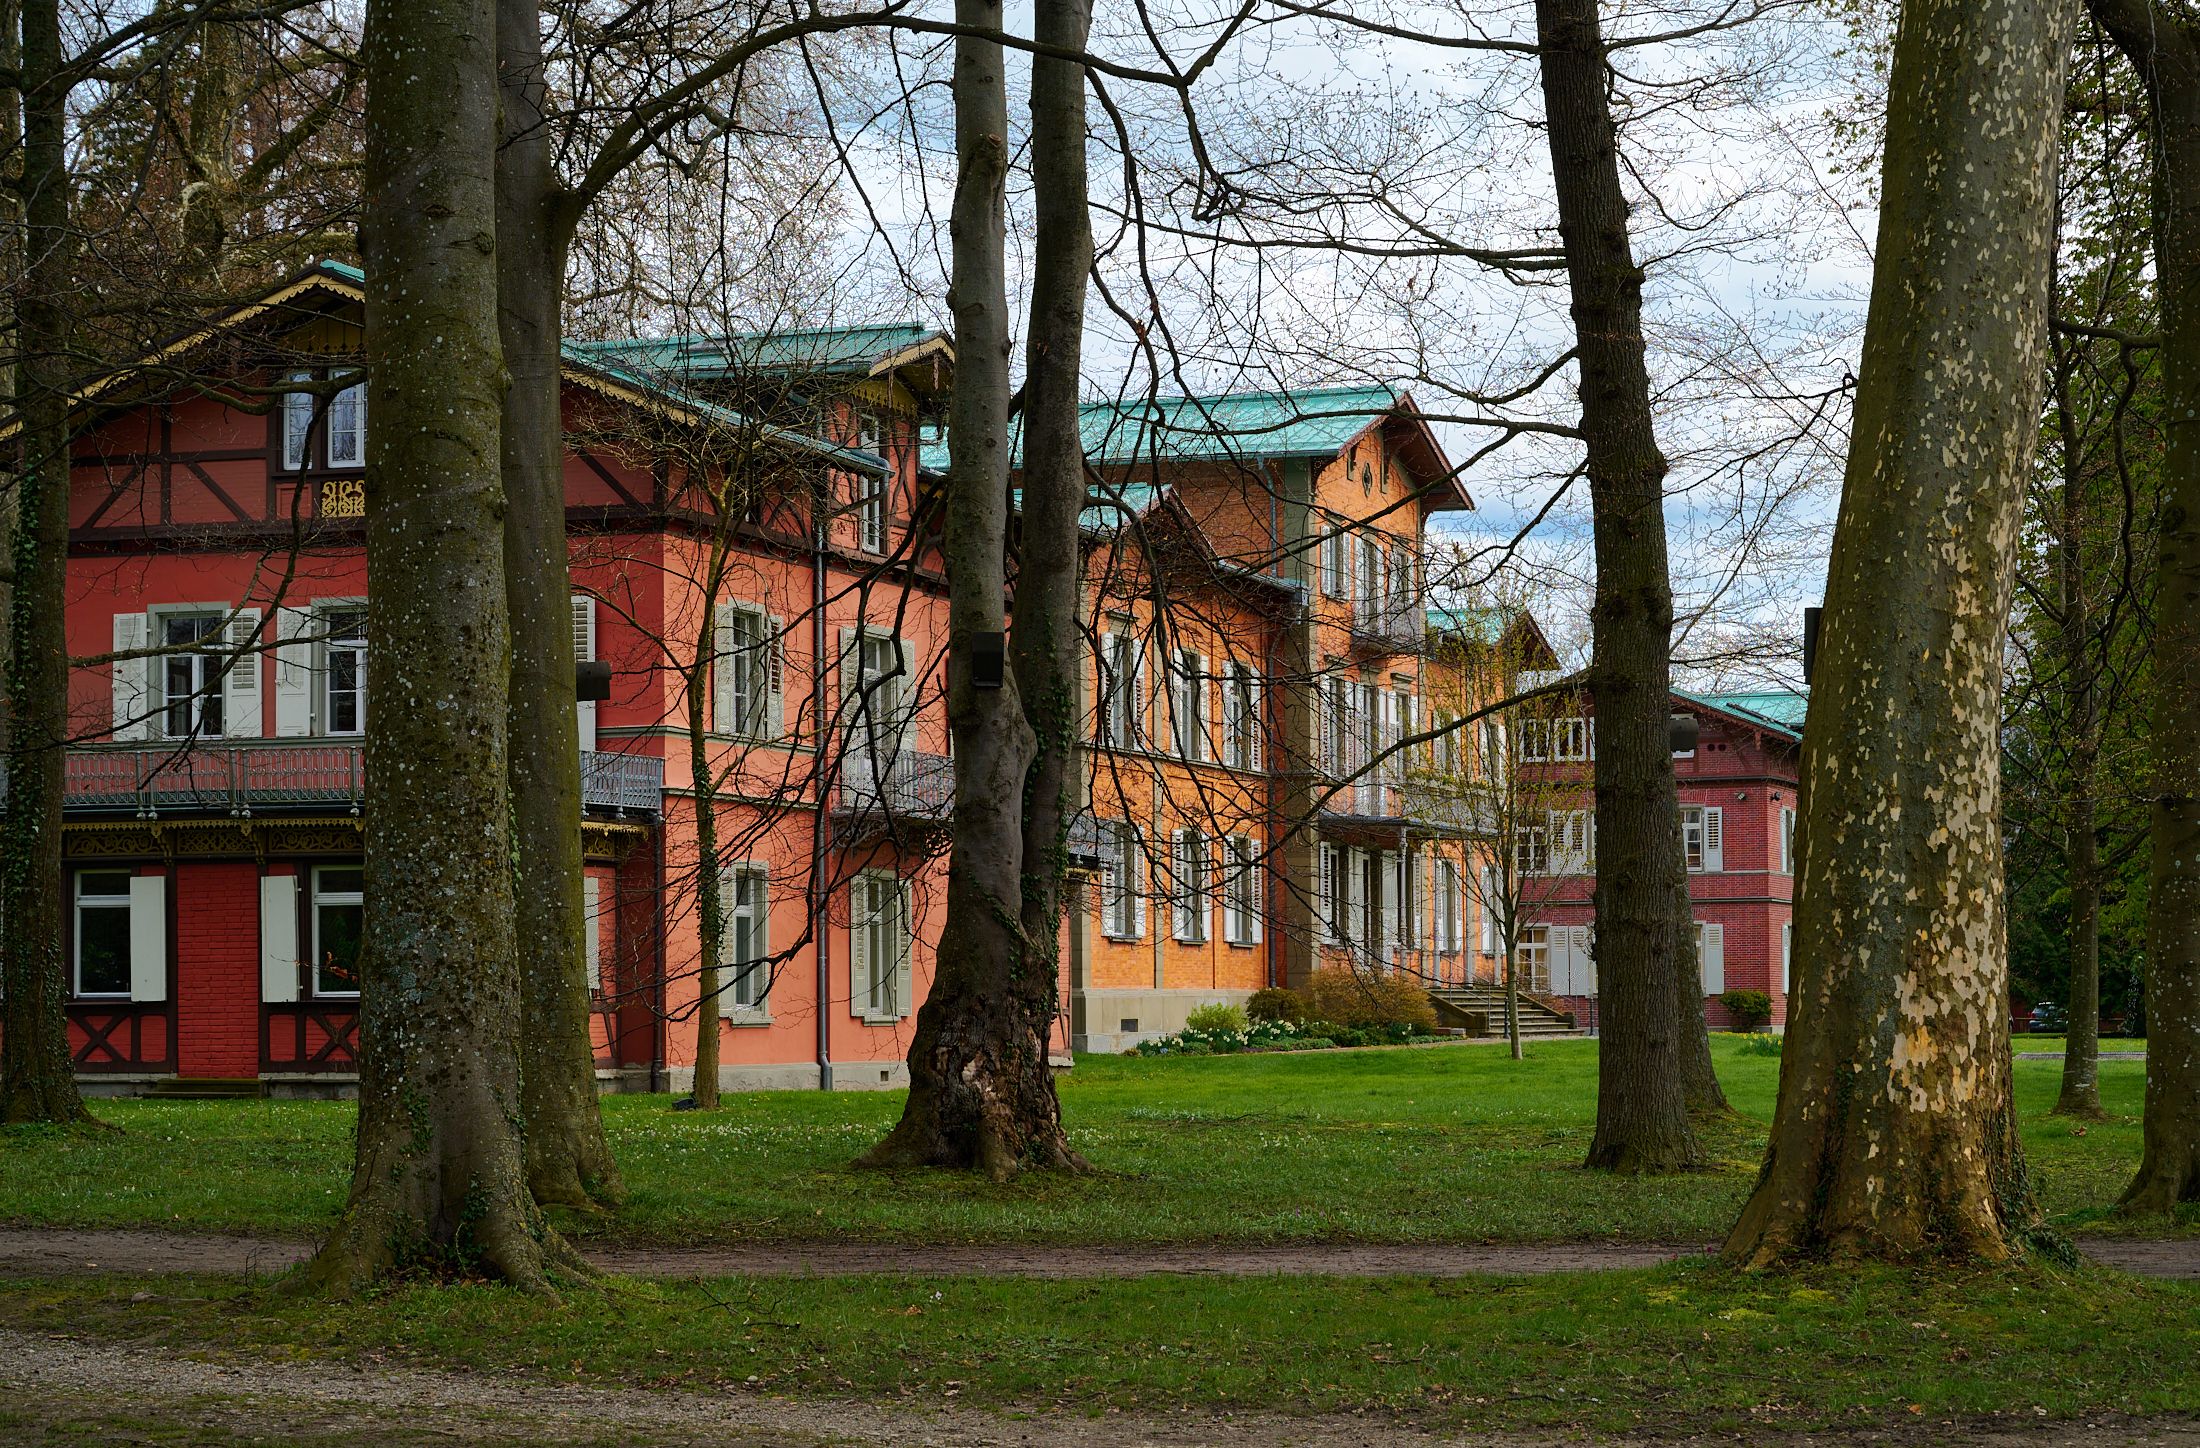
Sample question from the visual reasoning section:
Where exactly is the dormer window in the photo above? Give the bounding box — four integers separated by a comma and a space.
277, 369, 367, 472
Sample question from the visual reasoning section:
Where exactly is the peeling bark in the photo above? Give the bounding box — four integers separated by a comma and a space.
0, 0, 92, 1127
2085, 0, 2200, 1216
496, 0, 624, 1212
299, 0, 579, 1294
859, 0, 1085, 1177
1533, 0, 1701, 1172
1725, 0, 2073, 1265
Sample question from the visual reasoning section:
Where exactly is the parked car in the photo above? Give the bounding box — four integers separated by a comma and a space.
2029, 1001, 2069, 1034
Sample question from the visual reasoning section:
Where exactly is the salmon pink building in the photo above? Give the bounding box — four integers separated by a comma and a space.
32, 261, 1534, 1093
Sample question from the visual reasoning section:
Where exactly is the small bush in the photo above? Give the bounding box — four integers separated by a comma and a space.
1302, 967, 1439, 1032
1721, 989, 1774, 1032
1185, 1002, 1250, 1034
1246, 987, 1307, 1023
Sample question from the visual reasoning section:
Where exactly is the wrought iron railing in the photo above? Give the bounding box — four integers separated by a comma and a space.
2, 743, 664, 820
1350, 600, 1424, 653
835, 749, 954, 829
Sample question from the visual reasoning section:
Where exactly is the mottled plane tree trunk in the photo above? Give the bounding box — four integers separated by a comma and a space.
0, 0, 91, 1126
1533, 0, 1702, 1171
301, 0, 578, 1293
2085, 0, 2200, 1215
860, 0, 1084, 1176
496, 0, 624, 1213
1725, 0, 2073, 1265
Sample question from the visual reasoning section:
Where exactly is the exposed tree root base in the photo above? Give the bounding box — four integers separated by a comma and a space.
1582, 1141, 1705, 1175
857, 1116, 1091, 1182
527, 1156, 627, 1216
2049, 1096, 2109, 1122
2116, 1163, 2200, 1219
291, 1200, 595, 1299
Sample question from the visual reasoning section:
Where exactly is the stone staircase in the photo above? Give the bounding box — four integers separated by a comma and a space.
1429, 986, 1586, 1040
143, 1077, 266, 1101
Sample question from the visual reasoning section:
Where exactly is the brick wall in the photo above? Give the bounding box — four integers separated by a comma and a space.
174, 862, 263, 1078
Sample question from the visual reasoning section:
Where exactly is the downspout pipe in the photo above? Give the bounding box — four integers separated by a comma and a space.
812, 471, 835, 1091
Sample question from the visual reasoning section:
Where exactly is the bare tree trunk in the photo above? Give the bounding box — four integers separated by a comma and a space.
1724, 0, 2073, 1264
0, 0, 90, 1126
2049, 326, 2105, 1121
1533, 0, 1699, 1172
860, 0, 1080, 1175
496, 0, 624, 1212
2086, 0, 2200, 1215
1503, 939, 1521, 1060
301, 0, 578, 1293
687, 580, 723, 1111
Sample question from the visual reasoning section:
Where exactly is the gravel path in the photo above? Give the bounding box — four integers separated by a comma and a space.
2, 1227, 2196, 1279
1, 1325, 2195, 1447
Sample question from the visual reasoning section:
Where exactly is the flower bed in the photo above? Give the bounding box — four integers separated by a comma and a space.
1131, 1017, 1433, 1056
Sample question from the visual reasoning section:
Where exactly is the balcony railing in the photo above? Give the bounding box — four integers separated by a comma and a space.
1321, 776, 1495, 837
1349, 599, 1425, 653
2, 743, 664, 821
834, 750, 955, 833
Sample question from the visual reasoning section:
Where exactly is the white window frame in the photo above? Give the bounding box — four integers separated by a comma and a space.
1780, 807, 1797, 875
72, 870, 135, 998
1223, 834, 1262, 947
725, 863, 771, 1014
280, 371, 315, 472
311, 865, 365, 999
856, 472, 887, 554
1101, 823, 1145, 940
1682, 805, 1725, 874
326, 378, 366, 468
720, 605, 771, 738
1223, 662, 1261, 770
1436, 859, 1461, 954
1551, 716, 1593, 763
1517, 822, 1550, 877
1171, 829, 1210, 943
1519, 925, 1551, 993
851, 870, 910, 1023
155, 609, 230, 740
1171, 648, 1206, 762
1098, 628, 1139, 750
321, 604, 368, 737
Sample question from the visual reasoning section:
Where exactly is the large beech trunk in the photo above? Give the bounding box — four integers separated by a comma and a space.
495, 0, 623, 1211
0, 0, 90, 1126
860, 0, 1085, 1175
2086, 0, 2200, 1215
300, 0, 577, 1293
1724, 0, 2073, 1265
1533, 0, 1700, 1171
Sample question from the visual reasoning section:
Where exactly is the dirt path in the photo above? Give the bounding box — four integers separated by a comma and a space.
3, 1227, 2197, 1279
1, 1325, 2195, 1447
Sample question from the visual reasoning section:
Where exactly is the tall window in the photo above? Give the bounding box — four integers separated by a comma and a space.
312, 867, 364, 996
1551, 717, 1593, 762
324, 608, 367, 736
1780, 807, 1797, 874
1171, 829, 1210, 942
161, 614, 228, 738
1516, 821, 1550, 877
1171, 649, 1206, 761
723, 608, 768, 736
852, 872, 908, 1021
726, 865, 770, 1010
1681, 805, 1725, 873
851, 631, 905, 768
856, 476, 886, 554
327, 381, 366, 467
1519, 925, 1551, 993
1098, 630, 1138, 749
1223, 662, 1260, 769
1436, 859, 1461, 953
1223, 835, 1261, 946
281, 372, 314, 471
1101, 824, 1143, 939
73, 871, 133, 996
1320, 525, 1346, 597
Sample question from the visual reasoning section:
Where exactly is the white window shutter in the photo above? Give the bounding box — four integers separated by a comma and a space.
259, 874, 299, 1003
112, 613, 149, 742
224, 607, 262, 739
129, 875, 166, 1003
755, 862, 772, 960
766, 615, 787, 738
583, 876, 603, 993
1480, 866, 1496, 953
273, 607, 313, 736
894, 636, 918, 752
1782, 921, 1793, 994
1380, 850, 1400, 955
1249, 843, 1264, 944
1346, 847, 1367, 948
1319, 846, 1336, 943
1574, 926, 1597, 993
1701, 922, 1726, 993
1319, 679, 1336, 778
572, 595, 598, 752
1247, 674, 1263, 771
711, 603, 738, 732
1131, 829, 1148, 937
1095, 632, 1117, 745
1704, 807, 1724, 873
894, 880, 913, 1018
849, 877, 873, 1018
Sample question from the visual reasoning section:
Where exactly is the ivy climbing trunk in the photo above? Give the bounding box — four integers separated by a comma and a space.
1724, 0, 2073, 1265
1533, 0, 1701, 1171
495, 0, 624, 1212
0, 0, 91, 1126
2085, 0, 2200, 1215
301, 0, 577, 1293
859, 0, 1082, 1175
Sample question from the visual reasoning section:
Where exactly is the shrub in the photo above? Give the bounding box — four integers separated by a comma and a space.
1185, 1002, 1249, 1035
1721, 989, 1774, 1032
1302, 967, 1439, 1032
1738, 1031, 1782, 1058
1246, 987, 1307, 1023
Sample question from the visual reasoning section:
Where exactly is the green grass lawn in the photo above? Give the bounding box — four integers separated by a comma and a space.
3, 1261, 2194, 1435
0, 1036, 2176, 1244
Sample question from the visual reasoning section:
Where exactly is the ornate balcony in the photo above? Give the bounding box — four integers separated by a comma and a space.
1, 743, 665, 821
1349, 600, 1425, 654
833, 749, 955, 841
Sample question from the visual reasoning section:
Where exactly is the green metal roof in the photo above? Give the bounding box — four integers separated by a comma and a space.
298, 263, 884, 474
1679, 688, 1809, 739
921, 384, 1410, 473
570, 324, 937, 382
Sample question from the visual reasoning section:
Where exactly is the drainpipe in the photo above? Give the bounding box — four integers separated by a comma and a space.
811, 475, 835, 1092
650, 827, 667, 1094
